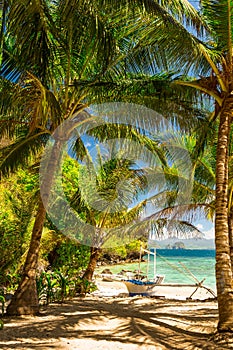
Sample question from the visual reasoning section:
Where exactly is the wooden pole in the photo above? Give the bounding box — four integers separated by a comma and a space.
153, 248, 156, 280
138, 244, 142, 277
146, 250, 149, 279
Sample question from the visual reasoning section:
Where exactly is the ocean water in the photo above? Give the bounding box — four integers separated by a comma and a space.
98, 249, 216, 291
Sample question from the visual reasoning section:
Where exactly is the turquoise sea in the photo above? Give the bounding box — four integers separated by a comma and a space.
98, 249, 216, 291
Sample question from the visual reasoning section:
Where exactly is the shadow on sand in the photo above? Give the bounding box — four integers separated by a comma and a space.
1, 296, 231, 350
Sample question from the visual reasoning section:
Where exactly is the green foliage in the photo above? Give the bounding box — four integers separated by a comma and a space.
36, 271, 70, 305
103, 239, 145, 261
105, 245, 127, 260
0, 296, 5, 317
40, 230, 90, 278
55, 271, 71, 302
0, 214, 22, 278
61, 157, 80, 199
74, 277, 97, 296
51, 242, 90, 277
125, 239, 143, 253
38, 231, 92, 303
1, 273, 21, 291
0, 169, 38, 282
36, 271, 97, 305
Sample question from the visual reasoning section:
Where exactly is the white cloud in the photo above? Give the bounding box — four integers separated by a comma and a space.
203, 227, 215, 239
194, 220, 214, 239
85, 142, 92, 148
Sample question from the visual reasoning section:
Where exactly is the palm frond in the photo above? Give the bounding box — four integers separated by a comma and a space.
0, 0, 9, 62
103, 0, 206, 32
0, 131, 49, 178
55, 0, 120, 81
75, 72, 206, 118
6, 0, 57, 82
0, 46, 25, 82
105, 1, 221, 78
200, 0, 233, 53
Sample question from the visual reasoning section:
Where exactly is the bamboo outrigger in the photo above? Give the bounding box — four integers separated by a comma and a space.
122, 246, 216, 299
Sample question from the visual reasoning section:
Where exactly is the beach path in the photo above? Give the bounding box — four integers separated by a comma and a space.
1, 282, 229, 350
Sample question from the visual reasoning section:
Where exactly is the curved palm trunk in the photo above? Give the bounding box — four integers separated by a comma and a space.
82, 247, 101, 281
228, 211, 233, 272
7, 140, 63, 315
6, 198, 46, 315
215, 102, 233, 331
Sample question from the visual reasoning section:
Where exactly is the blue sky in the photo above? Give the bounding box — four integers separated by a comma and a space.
195, 219, 214, 239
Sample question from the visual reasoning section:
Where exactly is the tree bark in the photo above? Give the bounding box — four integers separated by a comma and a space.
228, 211, 233, 273
6, 198, 46, 315
82, 247, 101, 281
215, 101, 233, 331
7, 140, 63, 315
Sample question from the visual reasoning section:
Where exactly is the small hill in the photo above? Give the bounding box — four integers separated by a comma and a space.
148, 237, 215, 250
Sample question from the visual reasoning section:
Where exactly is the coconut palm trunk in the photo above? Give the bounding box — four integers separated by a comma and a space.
215, 103, 233, 331
6, 198, 46, 315
82, 247, 102, 281
228, 212, 233, 272
6, 140, 64, 315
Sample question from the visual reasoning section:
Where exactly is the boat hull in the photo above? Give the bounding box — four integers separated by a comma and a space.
123, 281, 216, 299
123, 280, 161, 297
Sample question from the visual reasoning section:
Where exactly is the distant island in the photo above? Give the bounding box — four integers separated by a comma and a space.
148, 237, 215, 250
166, 241, 186, 250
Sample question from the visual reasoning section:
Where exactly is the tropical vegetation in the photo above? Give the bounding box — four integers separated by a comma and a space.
128, 0, 233, 330
0, 0, 233, 337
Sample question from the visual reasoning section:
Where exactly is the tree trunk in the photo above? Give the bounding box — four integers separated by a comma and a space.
215, 102, 233, 331
6, 198, 46, 315
228, 211, 233, 273
7, 140, 64, 315
82, 247, 101, 281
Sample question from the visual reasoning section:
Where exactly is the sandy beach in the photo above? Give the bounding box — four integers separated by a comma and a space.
94, 279, 216, 300
1, 279, 233, 350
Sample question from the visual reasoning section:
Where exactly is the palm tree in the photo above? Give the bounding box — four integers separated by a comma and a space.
192, 127, 233, 276
67, 149, 148, 281
61, 129, 206, 282
0, 0, 205, 315
119, 0, 233, 331
0, 0, 123, 315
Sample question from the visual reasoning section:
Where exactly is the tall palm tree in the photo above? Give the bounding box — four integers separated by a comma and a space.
67, 149, 148, 281
0, 0, 205, 315
193, 126, 233, 275
61, 130, 206, 281
114, 0, 233, 331
0, 0, 124, 315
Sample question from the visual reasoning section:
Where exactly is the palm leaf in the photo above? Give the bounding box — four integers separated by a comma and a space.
72, 73, 207, 132
6, 0, 56, 82
0, 131, 49, 178
200, 0, 233, 53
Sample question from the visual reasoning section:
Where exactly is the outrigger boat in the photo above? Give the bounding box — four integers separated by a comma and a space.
123, 247, 165, 296
122, 246, 216, 299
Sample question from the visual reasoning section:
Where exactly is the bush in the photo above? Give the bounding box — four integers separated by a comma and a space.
36, 271, 97, 305
102, 239, 145, 262
0, 169, 38, 283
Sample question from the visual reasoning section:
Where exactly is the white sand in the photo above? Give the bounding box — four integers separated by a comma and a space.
94, 278, 216, 300
1, 279, 232, 350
